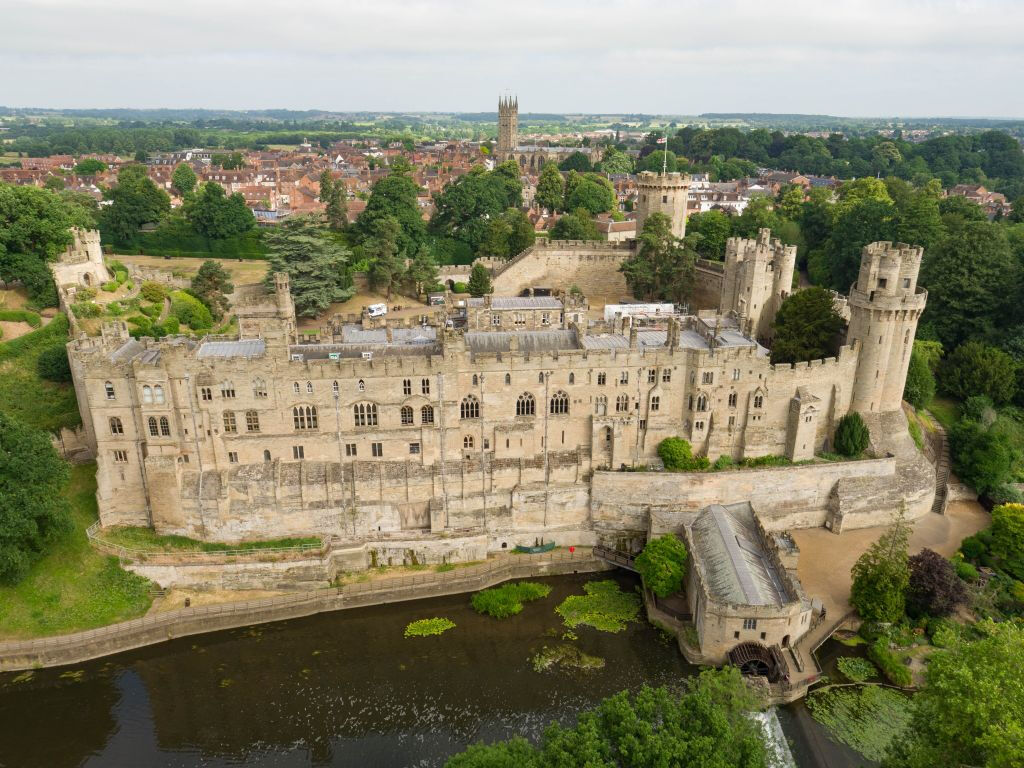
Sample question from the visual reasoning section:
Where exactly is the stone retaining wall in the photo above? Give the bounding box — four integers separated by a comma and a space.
0, 550, 610, 672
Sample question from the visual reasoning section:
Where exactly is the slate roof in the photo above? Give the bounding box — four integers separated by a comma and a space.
466, 296, 563, 310
465, 330, 577, 354
689, 503, 788, 607
197, 339, 266, 360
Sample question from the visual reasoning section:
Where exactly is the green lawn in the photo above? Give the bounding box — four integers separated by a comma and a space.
0, 313, 81, 432
100, 526, 321, 553
926, 396, 960, 431
0, 464, 152, 640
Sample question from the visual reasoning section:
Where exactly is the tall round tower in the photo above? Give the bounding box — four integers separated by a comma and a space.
635, 171, 690, 239
497, 96, 518, 156
846, 242, 927, 414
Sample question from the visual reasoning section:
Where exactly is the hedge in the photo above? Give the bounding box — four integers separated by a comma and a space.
867, 637, 912, 687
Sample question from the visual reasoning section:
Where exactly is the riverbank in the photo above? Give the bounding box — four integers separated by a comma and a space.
0, 548, 610, 671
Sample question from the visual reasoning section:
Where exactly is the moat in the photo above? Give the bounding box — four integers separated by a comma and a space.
0, 573, 862, 767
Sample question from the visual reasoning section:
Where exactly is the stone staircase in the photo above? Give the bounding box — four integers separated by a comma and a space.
931, 423, 951, 515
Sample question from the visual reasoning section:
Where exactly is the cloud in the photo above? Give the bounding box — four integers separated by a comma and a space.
3, 0, 1022, 116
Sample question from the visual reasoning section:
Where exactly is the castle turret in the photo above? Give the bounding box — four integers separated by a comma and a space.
719, 228, 796, 341
497, 96, 518, 156
635, 171, 690, 240
846, 242, 927, 413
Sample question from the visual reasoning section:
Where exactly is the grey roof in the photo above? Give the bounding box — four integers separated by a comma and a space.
690, 503, 788, 607
292, 342, 441, 360
339, 325, 436, 344
637, 330, 668, 347
465, 330, 577, 354
466, 296, 562, 310
197, 339, 266, 360
109, 339, 144, 363
581, 333, 629, 350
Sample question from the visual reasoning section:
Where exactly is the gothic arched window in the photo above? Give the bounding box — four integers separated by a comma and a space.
401, 406, 414, 425
549, 390, 569, 415
516, 392, 535, 417
354, 402, 378, 427
148, 416, 158, 436
461, 395, 480, 420
421, 405, 434, 424
293, 405, 319, 430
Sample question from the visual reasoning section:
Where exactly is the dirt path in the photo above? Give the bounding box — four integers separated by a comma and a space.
790, 501, 989, 618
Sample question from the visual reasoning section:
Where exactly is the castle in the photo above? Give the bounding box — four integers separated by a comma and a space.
494, 96, 598, 171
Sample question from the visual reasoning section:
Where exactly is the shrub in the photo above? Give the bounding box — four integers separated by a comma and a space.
106, 301, 124, 316
949, 420, 1012, 495
836, 655, 877, 683
140, 302, 162, 319
404, 617, 456, 638
140, 281, 168, 303
36, 344, 72, 382
939, 341, 1017, 405
835, 412, 870, 457
452, 281, 468, 293
959, 530, 990, 561
961, 395, 996, 424
657, 437, 709, 471
101, 281, 118, 292
954, 560, 979, 583
156, 316, 180, 336
471, 581, 552, 618
170, 290, 213, 330
114, 269, 129, 285
906, 549, 967, 617
904, 344, 936, 408
990, 503, 1024, 580
867, 637, 912, 687
739, 454, 791, 468
987, 483, 1023, 505
70, 300, 102, 318
711, 455, 734, 471
634, 535, 689, 598
76, 286, 97, 301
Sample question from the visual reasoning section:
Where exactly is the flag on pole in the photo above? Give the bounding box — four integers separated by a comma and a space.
656, 136, 667, 144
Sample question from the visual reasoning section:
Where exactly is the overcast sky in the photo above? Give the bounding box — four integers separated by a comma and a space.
3, 0, 1021, 117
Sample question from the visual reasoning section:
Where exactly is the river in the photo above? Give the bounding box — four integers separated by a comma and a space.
0, 572, 857, 767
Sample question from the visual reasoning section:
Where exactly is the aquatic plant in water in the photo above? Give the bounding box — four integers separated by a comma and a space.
555, 580, 641, 632
404, 617, 456, 638
471, 581, 552, 618
806, 685, 912, 762
531, 643, 606, 673
836, 656, 877, 683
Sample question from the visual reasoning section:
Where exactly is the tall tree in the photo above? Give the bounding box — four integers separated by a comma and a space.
264, 214, 354, 317
189, 260, 234, 320
184, 182, 255, 239
535, 163, 565, 213
171, 163, 197, 197
565, 174, 616, 215
101, 164, 171, 243
479, 208, 535, 259
430, 164, 522, 251
365, 215, 404, 300
549, 208, 601, 240
403, 245, 439, 299
850, 511, 911, 624
557, 151, 592, 172
319, 170, 347, 230
769, 286, 845, 364
686, 210, 733, 260
599, 147, 634, 174
620, 212, 695, 304
467, 263, 492, 297
0, 412, 72, 584
354, 163, 426, 257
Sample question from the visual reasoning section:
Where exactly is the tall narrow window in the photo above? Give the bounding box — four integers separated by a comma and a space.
292, 445, 304, 460
305, 381, 313, 394
354, 402, 378, 427
293, 382, 300, 394
142, 385, 153, 404
616, 394, 629, 413
569, 372, 575, 385
421, 405, 434, 424
253, 378, 267, 398
403, 378, 412, 395
662, 369, 672, 383
221, 381, 235, 398
597, 372, 606, 386
201, 386, 212, 401
461, 395, 480, 419
549, 390, 569, 415
421, 378, 431, 395
148, 416, 158, 436
401, 406, 414, 425
696, 394, 708, 412
728, 392, 737, 407
332, 380, 339, 396
109, 417, 123, 435
516, 392, 536, 417
595, 395, 607, 415
504, 373, 511, 385
650, 396, 660, 412
754, 394, 764, 409
648, 370, 656, 384
463, 435, 474, 449
104, 381, 116, 400
223, 411, 237, 433
246, 410, 260, 432
159, 416, 170, 436
472, 374, 479, 386
154, 385, 165, 404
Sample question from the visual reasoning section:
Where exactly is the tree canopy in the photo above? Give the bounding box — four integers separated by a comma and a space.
265, 215, 355, 317
769, 286, 845, 364
535, 163, 565, 213
101, 164, 171, 244
549, 208, 600, 241
620, 212, 695, 304
171, 163, 197, 197
184, 182, 255, 240
850, 511, 911, 624
189, 260, 234, 320
430, 162, 522, 252
634, 535, 689, 598
353, 164, 427, 258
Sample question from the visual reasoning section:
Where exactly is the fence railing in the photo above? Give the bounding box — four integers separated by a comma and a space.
0, 548, 601, 662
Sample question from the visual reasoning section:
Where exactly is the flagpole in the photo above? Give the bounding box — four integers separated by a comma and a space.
661, 129, 668, 175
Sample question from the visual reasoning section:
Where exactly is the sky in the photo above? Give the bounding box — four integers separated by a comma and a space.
3, 0, 1022, 117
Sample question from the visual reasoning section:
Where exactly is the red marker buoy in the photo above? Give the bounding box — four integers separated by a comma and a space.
569, 546, 575, 553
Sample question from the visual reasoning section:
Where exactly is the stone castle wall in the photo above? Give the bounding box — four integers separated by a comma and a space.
489, 240, 633, 299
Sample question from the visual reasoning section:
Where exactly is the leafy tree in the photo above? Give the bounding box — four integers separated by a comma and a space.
657, 437, 709, 471
354, 164, 427, 257
73, 158, 107, 175
635, 150, 678, 173
905, 548, 967, 617
557, 151, 592, 172
824, 198, 896, 290
479, 208, 535, 259
686, 210, 733, 260
850, 511, 911, 624
403, 245, 440, 298
769, 286, 845, 364
170, 163, 197, 197
903, 343, 937, 409
190, 260, 234, 320
634, 535, 688, 598
883, 622, 1024, 768
0, 412, 72, 584
447, 670, 767, 768
170, 290, 213, 330
211, 151, 245, 170
731, 196, 781, 239
777, 184, 805, 220
835, 412, 870, 457
265, 214, 355, 317
467, 263, 492, 297
429, 164, 521, 252
36, 344, 72, 382
938, 341, 1017, 405
0, 182, 93, 304
101, 164, 171, 243
535, 163, 564, 213
365, 215, 404, 300
620, 212, 695, 304
949, 419, 1013, 495
921, 220, 1016, 349
989, 503, 1024, 580
565, 175, 616, 216
549, 208, 600, 241
184, 182, 255, 240
319, 170, 347, 230
893, 179, 944, 252
43, 175, 65, 192
599, 147, 634, 174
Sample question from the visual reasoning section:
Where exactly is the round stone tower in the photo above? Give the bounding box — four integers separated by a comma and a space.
846, 241, 927, 414
635, 171, 690, 239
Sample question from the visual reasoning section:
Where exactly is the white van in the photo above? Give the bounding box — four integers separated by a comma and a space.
367, 303, 388, 318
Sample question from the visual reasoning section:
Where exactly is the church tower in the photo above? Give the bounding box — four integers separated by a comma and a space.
497, 96, 518, 156
846, 242, 927, 413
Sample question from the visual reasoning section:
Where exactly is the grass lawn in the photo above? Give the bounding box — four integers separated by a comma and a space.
927, 396, 960, 431
0, 313, 81, 432
100, 527, 321, 553
0, 464, 153, 640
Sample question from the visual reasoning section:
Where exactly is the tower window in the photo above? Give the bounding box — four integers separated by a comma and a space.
104, 381, 116, 400
109, 417, 123, 435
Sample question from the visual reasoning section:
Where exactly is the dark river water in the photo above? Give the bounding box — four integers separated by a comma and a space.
0, 572, 859, 768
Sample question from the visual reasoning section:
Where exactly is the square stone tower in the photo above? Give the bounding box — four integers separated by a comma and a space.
497, 96, 518, 155
719, 228, 797, 341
